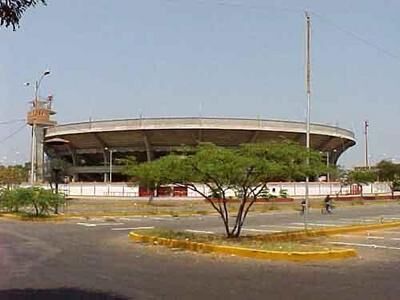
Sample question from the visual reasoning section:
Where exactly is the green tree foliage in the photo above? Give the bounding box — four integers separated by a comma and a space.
0, 165, 28, 188
0, 187, 64, 216
124, 142, 326, 238
122, 157, 165, 203
376, 160, 400, 198
346, 169, 377, 196
0, 0, 46, 30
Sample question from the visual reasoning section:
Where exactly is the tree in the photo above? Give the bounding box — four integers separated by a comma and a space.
376, 160, 400, 198
46, 158, 69, 213
346, 169, 377, 196
0, 164, 28, 189
124, 142, 326, 238
123, 157, 169, 203
0, 0, 46, 30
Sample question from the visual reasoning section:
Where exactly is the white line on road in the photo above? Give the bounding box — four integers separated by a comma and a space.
77, 222, 124, 227
243, 228, 281, 233
119, 217, 142, 221
93, 223, 124, 226
366, 236, 385, 240
185, 229, 215, 234
112, 226, 154, 231
338, 218, 375, 223
329, 242, 400, 251
150, 217, 175, 221
262, 225, 303, 229
334, 234, 364, 238
290, 222, 337, 227
77, 223, 97, 227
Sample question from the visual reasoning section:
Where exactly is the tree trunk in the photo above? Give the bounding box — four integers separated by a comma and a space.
54, 181, 59, 214
148, 192, 154, 204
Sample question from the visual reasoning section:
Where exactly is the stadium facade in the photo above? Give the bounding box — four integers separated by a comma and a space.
42, 117, 356, 183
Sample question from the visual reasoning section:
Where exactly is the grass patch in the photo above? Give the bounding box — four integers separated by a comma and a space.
133, 228, 334, 252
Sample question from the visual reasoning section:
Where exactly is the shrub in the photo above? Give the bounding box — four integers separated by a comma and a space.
279, 189, 289, 198
0, 188, 18, 212
0, 187, 65, 216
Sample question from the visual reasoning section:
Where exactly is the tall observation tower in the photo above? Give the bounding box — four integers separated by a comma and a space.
26, 81, 56, 184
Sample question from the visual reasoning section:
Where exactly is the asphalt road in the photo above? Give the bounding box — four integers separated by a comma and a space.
1, 204, 400, 299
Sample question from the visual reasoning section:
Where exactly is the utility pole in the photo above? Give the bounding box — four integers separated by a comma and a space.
304, 11, 311, 231
364, 120, 369, 168
326, 151, 330, 182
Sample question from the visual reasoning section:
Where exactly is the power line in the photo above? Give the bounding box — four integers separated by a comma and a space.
163, 1, 400, 62
311, 11, 400, 61
0, 119, 25, 126
163, 0, 303, 14
0, 124, 27, 144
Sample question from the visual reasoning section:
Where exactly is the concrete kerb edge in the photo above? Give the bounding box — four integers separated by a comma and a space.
128, 232, 357, 262
256, 221, 400, 242
0, 213, 68, 222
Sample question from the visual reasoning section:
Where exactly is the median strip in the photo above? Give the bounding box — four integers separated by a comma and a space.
129, 229, 357, 262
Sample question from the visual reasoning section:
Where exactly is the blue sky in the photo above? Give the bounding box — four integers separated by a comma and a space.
1, 0, 400, 167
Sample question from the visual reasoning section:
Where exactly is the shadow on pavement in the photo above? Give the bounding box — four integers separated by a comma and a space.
0, 288, 129, 300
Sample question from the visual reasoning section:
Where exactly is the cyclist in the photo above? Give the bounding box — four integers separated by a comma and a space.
300, 199, 307, 215
323, 195, 333, 214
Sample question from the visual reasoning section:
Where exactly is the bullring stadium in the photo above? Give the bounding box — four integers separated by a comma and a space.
42, 117, 356, 183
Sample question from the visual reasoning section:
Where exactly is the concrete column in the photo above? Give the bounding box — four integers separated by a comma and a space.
34, 126, 45, 182
143, 133, 153, 162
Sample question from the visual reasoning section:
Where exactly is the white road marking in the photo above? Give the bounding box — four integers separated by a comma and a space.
334, 234, 364, 238
77, 222, 96, 227
112, 226, 154, 231
185, 229, 215, 234
119, 217, 142, 221
366, 236, 385, 240
260, 225, 303, 229
77, 222, 124, 227
334, 220, 362, 224
339, 218, 373, 223
242, 228, 281, 233
368, 231, 400, 235
290, 222, 337, 227
382, 215, 400, 218
329, 242, 400, 251
150, 217, 175, 221
93, 223, 124, 226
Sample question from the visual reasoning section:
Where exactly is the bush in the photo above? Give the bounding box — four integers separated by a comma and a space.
0, 187, 65, 216
279, 189, 289, 198
0, 188, 18, 212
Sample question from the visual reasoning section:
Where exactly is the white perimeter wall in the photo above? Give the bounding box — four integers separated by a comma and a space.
21, 182, 392, 198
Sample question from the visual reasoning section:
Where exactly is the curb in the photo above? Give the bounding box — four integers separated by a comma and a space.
0, 213, 68, 222
256, 221, 400, 242
129, 232, 357, 262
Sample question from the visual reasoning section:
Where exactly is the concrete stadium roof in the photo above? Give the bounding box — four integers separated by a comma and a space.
45, 117, 356, 163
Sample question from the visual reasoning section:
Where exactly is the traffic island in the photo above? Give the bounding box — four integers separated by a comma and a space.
129, 229, 357, 262
256, 221, 400, 242
0, 213, 68, 222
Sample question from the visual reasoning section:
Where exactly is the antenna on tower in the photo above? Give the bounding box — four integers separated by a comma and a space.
364, 120, 369, 168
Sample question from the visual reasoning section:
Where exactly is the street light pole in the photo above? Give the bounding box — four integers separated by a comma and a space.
29, 70, 50, 185
109, 149, 113, 183
104, 147, 113, 183
326, 151, 330, 182
304, 11, 312, 231
365, 120, 369, 168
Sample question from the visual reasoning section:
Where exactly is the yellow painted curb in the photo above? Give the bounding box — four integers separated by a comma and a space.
0, 213, 67, 222
129, 232, 357, 262
257, 221, 400, 242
